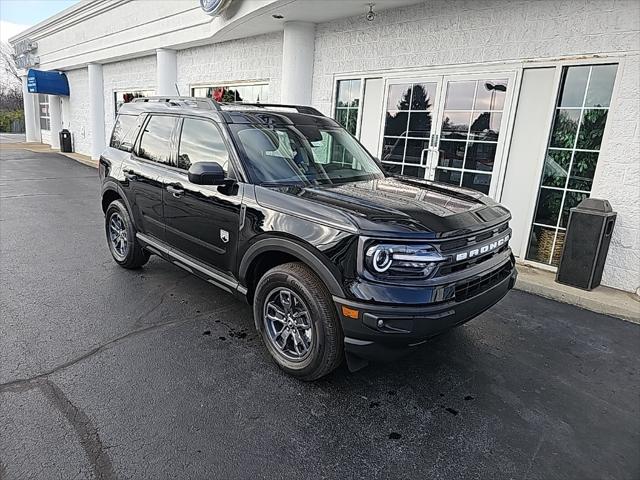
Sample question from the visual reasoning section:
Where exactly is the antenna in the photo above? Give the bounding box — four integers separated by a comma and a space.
175, 83, 181, 96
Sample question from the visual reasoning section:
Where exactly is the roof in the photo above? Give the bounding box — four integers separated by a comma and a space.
117, 97, 338, 127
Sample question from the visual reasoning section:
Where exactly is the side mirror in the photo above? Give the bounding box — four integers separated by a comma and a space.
188, 162, 226, 185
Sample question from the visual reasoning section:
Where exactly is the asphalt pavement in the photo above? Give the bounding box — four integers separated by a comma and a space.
1, 149, 638, 480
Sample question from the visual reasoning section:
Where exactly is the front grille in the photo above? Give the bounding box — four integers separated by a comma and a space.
434, 222, 511, 277
455, 261, 513, 302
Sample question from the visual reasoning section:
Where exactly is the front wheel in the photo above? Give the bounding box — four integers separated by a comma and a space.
254, 262, 344, 381
105, 199, 149, 269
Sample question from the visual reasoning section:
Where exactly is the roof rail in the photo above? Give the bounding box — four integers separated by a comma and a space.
222, 102, 324, 116
132, 96, 222, 111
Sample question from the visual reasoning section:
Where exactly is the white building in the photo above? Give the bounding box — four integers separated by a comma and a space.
10, 0, 640, 293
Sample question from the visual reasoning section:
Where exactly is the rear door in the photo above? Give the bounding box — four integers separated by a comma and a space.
121, 114, 178, 242
161, 116, 243, 277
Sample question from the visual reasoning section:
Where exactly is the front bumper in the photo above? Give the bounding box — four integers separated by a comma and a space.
334, 257, 517, 362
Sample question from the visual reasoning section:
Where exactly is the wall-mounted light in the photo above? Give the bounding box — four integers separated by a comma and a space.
366, 3, 376, 22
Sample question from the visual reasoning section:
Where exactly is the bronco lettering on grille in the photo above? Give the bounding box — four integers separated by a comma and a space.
455, 234, 510, 262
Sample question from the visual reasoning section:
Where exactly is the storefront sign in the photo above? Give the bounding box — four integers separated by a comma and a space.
199, 0, 233, 16
14, 38, 40, 69
14, 38, 37, 56
16, 53, 40, 69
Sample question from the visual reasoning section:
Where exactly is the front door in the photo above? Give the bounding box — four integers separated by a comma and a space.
162, 117, 243, 278
379, 72, 515, 198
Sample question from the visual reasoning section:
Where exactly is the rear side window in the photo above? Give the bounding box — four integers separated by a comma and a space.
177, 118, 229, 172
137, 115, 177, 165
110, 114, 139, 152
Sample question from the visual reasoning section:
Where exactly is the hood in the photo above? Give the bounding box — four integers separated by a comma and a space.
257, 176, 511, 238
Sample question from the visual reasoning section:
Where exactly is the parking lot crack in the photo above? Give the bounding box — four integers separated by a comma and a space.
38, 379, 116, 480
0, 303, 236, 391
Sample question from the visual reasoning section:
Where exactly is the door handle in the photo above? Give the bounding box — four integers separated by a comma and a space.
122, 168, 138, 180
420, 148, 429, 167
166, 184, 184, 198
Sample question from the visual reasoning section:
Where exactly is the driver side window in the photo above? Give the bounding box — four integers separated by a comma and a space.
177, 118, 229, 173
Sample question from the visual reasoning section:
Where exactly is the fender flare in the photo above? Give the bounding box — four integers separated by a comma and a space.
101, 180, 133, 217
239, 237, 345, 297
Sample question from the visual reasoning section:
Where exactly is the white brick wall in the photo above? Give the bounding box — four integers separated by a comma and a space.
103, 55, 157, 143
63, 67, 90, 157
312, 0, 640, 113
591, 54, 640, 292
41, 129, 51, 145
312, 0, 640, 292
176, 32, 283, 102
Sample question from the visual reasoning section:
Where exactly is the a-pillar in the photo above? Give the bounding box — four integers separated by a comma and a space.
280, 22, 315, 105
88, 63, 105, 160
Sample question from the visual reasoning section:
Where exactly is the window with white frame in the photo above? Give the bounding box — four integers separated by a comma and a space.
526, 64, 618, 266
191, 83, 269, 103
114, 90, 154, 117
38, 94, 50, 130
334, 79, 361, 136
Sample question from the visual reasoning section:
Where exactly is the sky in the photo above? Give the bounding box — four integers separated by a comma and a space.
0, 0, 79, 41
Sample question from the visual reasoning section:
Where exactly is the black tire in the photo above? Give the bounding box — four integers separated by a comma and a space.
254, 262, 344, 381
105, 199, 150, 269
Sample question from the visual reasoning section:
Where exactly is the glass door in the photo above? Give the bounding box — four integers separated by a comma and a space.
429, 74, 514, 197
379, 78, 442, 179
378, 72, 515, 199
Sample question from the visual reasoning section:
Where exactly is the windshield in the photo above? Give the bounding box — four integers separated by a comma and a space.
230, 123, 385, 186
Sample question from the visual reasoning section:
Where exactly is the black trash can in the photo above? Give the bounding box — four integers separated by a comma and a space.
556, 198, 616, 290
59, 129, 73, 153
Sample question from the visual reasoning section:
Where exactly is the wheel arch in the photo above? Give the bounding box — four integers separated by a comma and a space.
101, 181, 132, 216
239, 237, 345, 301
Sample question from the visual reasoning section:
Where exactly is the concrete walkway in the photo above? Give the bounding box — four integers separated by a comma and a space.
0, 133, 25, 144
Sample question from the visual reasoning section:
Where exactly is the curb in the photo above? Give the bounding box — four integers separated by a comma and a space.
514, 265, 640, 324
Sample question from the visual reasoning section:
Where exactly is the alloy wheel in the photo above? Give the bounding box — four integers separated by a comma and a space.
263, 287, 314, 362
108, 212, 128, 259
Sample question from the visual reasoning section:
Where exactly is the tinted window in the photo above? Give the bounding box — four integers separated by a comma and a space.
110, 114, 140, 152
177, 118, 229, 172
231, 124, 384, 186
138, 115, 177, 165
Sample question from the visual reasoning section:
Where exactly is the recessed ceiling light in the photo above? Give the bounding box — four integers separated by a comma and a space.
272, 14, 284, 19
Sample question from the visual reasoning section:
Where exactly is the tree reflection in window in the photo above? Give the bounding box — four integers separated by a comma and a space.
381, 83, 435, 179
434, 79, 508, 194
526, 64, 618, 266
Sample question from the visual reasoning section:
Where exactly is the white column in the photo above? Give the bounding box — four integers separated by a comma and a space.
156, 48, 177, 96
281, 22, 315, 105
88, 63, 105, 160
22, 76, 40, 142
49, 95, 62, 149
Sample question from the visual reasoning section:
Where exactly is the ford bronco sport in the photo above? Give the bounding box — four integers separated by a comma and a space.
99, 96, 517, 380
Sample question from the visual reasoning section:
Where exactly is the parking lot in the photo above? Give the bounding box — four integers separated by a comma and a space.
1, 149, 638, 480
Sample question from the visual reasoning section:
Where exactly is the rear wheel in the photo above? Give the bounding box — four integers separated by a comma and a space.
254, 262, 344, 381
105, 200, 149, 269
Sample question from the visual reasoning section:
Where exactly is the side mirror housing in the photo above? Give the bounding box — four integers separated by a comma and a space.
188, 162, 226, 185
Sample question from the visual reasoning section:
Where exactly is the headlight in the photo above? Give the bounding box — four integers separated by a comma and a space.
364, 243, 445, 277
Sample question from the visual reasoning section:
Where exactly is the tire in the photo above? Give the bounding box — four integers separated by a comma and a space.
254, 262, 344, 381
105, 199, 150, 269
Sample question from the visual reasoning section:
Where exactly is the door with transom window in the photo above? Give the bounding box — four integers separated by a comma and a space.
378, 72, 515, 198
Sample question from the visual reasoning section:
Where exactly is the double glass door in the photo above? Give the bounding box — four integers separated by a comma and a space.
379, 72, 514, 197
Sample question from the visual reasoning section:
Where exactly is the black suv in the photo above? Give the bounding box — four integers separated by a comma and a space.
100, 97, 516, 380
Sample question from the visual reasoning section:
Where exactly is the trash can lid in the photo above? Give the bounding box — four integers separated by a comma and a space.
575, 198, 613, 213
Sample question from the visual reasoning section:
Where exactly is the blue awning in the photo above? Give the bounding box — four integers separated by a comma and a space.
27, 69, 70, 96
